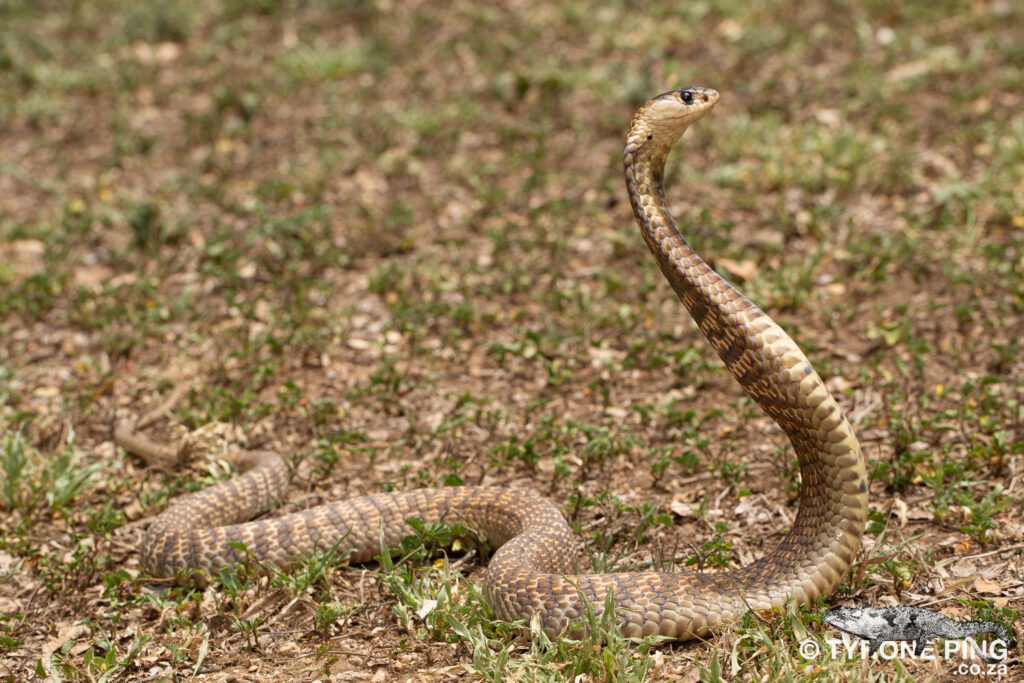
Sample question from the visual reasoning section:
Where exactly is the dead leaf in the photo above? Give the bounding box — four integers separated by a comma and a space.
73, 265, 115, 290
0, 597, 18, 615
823, 282, 847, 296
717, 258, 759, 280
670, 501, 694, 518
123, 500, 144, 521
881, 498, 908, 527
905, 505, 933, 521
948, 558, 977, 578
716, 19, 743, 41
415, 599, 437, 620
1, 240, 46, 279
734, 499, 770, 524
650, 650, 665, 678
40, 623, 91, 680
973, 577, 1002, 595
33, 386, 60, 399
815, 108, 841, 131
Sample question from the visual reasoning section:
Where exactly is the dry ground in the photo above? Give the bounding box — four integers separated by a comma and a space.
1, 1, 1023, 681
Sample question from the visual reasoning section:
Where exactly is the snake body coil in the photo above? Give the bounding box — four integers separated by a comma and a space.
139, 88, 869, 640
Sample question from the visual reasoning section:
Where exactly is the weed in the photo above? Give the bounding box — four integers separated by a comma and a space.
376, 521, 667, 681
956, 486, 1011, 543
0, 615, 24, 653
268, 537, 354, 597
0, 425, 98, 512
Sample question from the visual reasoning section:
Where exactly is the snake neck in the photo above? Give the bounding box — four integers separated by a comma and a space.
623, 121, 828, 443
623, 114, 868, 593
623, 127, 779, 422
624, 129, 707, 305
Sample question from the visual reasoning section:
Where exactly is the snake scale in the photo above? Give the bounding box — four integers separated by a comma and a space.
131, 87, 869, 641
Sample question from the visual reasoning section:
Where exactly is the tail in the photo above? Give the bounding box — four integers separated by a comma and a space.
964, 622, 1012, 664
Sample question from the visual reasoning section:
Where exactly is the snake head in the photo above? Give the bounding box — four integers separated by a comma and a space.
633, 87, 719, 149
649, 87, 719, 118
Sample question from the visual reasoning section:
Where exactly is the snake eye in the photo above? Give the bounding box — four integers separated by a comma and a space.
680, 90, 693, 104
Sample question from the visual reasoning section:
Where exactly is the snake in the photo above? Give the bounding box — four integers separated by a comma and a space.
130, 87, 869, 641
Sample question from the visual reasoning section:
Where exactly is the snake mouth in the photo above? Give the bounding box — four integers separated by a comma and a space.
664, 109, 714, 123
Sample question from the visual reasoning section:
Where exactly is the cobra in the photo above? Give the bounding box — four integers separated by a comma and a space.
129, 87, 869, 641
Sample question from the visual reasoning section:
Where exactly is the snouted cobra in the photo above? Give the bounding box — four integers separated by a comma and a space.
131, 87, 869, 641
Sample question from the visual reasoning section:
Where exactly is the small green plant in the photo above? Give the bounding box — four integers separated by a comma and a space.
686, 522, 734, 571
267, 536, 353, 597
314, 600, 361, 635
0, 425, 31, 510
574, 493, 674, 573
0, 615, 24, 653
53, 620, 153, 681
232, 615, 264, 651
376, 520, 667, 681
1, 426, 98, 511
956, 485, 1011, 543
960, 599, 1019, 640
45, 444, 101, 510
649, 444, 700, 483
375, 520, 472, 638
699, 602, 879, 681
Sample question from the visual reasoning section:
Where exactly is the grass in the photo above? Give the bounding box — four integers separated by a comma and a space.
373, 520, 669, 683
1, 0, 1022, 680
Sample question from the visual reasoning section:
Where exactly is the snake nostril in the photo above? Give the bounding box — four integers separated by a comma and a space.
702, 94, 709, 102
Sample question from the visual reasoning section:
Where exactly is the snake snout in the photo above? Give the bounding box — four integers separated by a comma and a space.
685, 87, 719, 105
